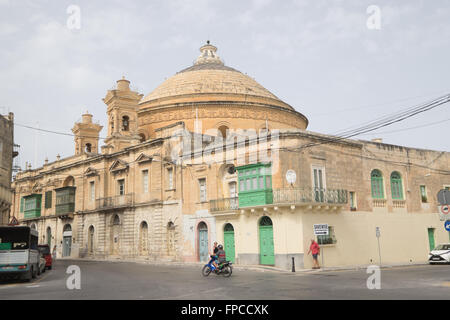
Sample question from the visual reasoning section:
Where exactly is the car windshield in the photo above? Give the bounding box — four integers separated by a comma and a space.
38, 246, 50, 255
434, 244, 450, 250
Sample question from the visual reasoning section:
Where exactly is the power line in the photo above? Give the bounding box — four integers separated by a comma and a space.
359, 117, 450, 136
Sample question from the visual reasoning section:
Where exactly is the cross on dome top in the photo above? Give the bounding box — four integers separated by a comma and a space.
194, 41, 224, 66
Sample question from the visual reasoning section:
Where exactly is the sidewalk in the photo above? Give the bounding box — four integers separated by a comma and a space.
58, 256, 430, 274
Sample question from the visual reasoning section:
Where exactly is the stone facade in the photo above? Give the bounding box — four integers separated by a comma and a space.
0, 113, 16, 225
9, 42, 450, 269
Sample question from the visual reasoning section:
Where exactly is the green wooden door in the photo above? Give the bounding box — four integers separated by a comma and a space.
224, 224, 236, 263
259, 217, 275, 265
428, 228, 435, 251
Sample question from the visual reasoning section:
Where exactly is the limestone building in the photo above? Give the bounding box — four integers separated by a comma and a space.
0, 112, 18, 225
10, 42, 450, 269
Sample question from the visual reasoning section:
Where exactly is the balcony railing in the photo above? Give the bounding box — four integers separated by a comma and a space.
210, 197, 239, 213
272, 188, 348, 205
96, 194, 133, 210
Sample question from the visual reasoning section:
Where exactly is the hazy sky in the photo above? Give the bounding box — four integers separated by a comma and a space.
1, 0, 449, 170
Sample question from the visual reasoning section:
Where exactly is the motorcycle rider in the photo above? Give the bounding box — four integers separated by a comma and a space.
209, 242, 219, 269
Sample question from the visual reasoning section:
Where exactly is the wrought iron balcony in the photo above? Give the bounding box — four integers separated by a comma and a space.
96, 194, 133, 210
272, 188, 348, 205
210, 197, 239, 213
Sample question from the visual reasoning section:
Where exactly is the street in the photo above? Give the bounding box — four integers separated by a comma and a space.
0, 260, 449, 299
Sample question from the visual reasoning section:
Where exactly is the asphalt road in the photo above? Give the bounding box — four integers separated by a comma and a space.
0, 260, 449, 300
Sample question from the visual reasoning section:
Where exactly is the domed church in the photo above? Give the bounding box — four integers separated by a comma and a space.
11, 42, 450, 270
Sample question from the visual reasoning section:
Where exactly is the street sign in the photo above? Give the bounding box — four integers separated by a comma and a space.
439, 205, 450, 221
8, 216, 19, 226
437, 189, 450, 205
286, 170, 297, 185
376, 227, 381, 238
313, 224, 329, 236
445, 220, 450, 232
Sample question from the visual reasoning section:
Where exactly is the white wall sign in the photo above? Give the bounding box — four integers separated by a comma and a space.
313, 224, 328, 236
286, 169, 297, 185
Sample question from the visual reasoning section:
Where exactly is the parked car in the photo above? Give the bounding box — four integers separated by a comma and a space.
37, 244, 53, 270
428, 243, 450, 264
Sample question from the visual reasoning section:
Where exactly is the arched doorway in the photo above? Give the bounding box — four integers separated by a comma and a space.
46, 227, 52, 248
88, 226, 94, 254
259, 216, 274, 265
224, 223, 235, 263
167, 222, 176, 257
111, 215, 121, 255
198, 222, 208, 262
62, 224, 72, 257
139, 221, 149, 256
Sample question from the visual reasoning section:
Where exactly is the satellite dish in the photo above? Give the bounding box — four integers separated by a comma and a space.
286, 169, 297, 185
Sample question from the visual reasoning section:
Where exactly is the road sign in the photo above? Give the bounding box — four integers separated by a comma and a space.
313, 224, 329, 236
439, 205, 450, 221
376, 227, 381, 238
445, 221, 450, 232
437, 189, 450, 205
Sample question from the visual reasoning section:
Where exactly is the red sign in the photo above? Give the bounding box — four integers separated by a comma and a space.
441, 205, 449, 215
8, 216, 19, 226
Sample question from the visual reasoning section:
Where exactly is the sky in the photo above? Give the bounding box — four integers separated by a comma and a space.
0, 0, 449, 170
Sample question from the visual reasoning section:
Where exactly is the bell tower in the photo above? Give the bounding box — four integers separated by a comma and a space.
72, 112, 103, 155
103, 77, 143, 152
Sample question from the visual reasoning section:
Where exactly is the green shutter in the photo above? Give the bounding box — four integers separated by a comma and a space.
237, 163, 273, 208
20, 197, 24, 213
390, 172, 403, 200
371, 170, 384, 199
45, 191, 52, 209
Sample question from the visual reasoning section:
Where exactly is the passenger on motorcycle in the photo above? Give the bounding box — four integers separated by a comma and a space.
217, 244, 226, 269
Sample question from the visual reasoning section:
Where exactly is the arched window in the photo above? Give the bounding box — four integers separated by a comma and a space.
88, 226, 94, 254
259, 216, 273, 226
30, 223, 36, 230
224, 223, 234, 232
390, 171, 404, 200
122, 116, 129, 131
85, 143, 92, 153
218, 125, 229, 140
139, 221, 148, 255
113, 215, 120, 225
371, 169, 384, 199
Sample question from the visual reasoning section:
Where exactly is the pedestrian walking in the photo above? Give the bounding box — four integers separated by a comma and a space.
52, 245, 57, 263
307, 239, 320, 269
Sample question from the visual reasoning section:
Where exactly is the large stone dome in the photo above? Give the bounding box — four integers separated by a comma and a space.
137, 42, 308, 139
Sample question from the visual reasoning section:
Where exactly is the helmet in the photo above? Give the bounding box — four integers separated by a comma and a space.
218, 244, 223, 250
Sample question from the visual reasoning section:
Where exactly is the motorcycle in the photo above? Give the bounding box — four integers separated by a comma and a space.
202, 257, 233, 277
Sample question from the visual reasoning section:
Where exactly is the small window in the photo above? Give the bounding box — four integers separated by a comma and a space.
317, 226, 337, 245
89, 181, 95, 201
142, 170, 149, 193
117, 179, 125, 196
167, 168, 174, 190
85, 143, 92, 153
350, 192, 356, 210
420, 185, 427, 203
199, 178, 207, 202
122, 116, 130, 131
45, 191, 52, 209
